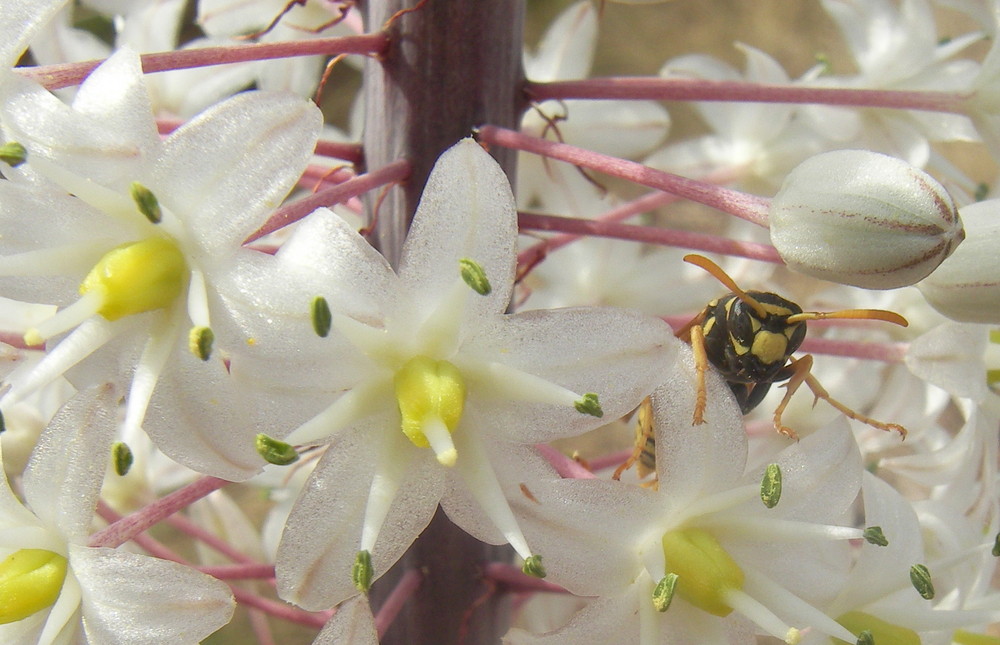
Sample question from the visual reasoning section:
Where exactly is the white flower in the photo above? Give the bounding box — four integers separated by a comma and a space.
769, 149, 965, 289
0, 47, 323, 480
0, 385, 234, 644
918, 199, 1000, 323
507, 343, 868, 645
648, 44, 826, 191
519, 1, 670, 211
231, 139, 675, 610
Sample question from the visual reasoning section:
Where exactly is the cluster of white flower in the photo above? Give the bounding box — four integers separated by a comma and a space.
0, 1, 997, 644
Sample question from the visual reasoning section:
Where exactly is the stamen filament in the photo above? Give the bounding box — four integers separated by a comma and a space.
122, 312, 182, 438
24, 292, 103, 346
360, 437, 413, 552
453, 429, 532, 560
285, 379, 389, 446
722, 588, 800, 644
186, 268, 210, 329
467, 360, 580, 408
4, 318, 115, 406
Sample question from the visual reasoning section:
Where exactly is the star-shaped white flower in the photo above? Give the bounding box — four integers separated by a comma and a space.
0, 47, 323, 480
0, 385, 234, 644
507, 342, 869, 645
231, 139, 675, 610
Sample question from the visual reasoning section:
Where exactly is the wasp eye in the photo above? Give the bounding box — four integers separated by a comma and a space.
728, 301, 758, 344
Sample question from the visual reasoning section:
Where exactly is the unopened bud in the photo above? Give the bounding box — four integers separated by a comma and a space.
918, 200, 1000, 323
769, 150, 964, 289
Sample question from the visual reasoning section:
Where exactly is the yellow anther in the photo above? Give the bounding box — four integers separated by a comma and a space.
394, 356, 466, 464
0, 549, 68, 624
80, 237, 187, 321
661, 528, 745, 617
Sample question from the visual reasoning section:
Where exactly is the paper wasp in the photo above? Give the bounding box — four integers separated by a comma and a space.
615, 254, 908, 485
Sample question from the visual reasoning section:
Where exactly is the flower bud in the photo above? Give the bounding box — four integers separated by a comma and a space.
918, 200, 1000, 323
769, 150, 964, 289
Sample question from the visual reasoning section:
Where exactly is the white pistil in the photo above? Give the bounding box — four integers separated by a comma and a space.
722, 588, 801, 644
284, 379, 389, 446
453, 429, 533, 560
421, 416, 458, 467
23, 292, 103, 346
469, 360, 581, 408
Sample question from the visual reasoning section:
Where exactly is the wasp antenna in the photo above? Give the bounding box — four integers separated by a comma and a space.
785, 309, 909, 327
683, 254, 769, 318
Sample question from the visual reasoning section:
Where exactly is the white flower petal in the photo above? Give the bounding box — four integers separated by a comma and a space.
313, 596, 378, 645
70, 545, 234, 644
504, 587, 642, 645
525, 1, 597, 82
905, 322, 989, 401
651, 342, 748, 507
276, 429, 444, 610
462, 307, 675, 443
151, 90, 323, 255
397, 139, 518, 319
23, 385, 119, 540
0, 0, 68, 68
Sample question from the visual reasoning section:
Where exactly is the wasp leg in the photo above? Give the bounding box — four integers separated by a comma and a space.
775, 355, 908, 439
613, 397, 657, 486
690, 323, 710, 425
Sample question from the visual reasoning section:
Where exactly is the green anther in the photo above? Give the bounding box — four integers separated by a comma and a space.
834, 611, 919, 645
522, 555, 546, 579
0, 549, 68, 624
863, 526, 889, 547
909, 564, 934, 600
255, 434, 299, 466
0, 142, 26, 167
129, 181, 162, 224
352, 550, 373, 593
112, 441, 133, 476
310, 296, 332, 338
953, 629, 1000, 645
652, 573, 678, 612
395, 356, 466, 452
189, 326, 214, 361
992, 532, 1000, 557
975, 182, 990, 202
661, 528, 744, 617
573, 393, 603, 418
80, 237, 187, 321
760, 463, 782, 508
459, 258, 491, 296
